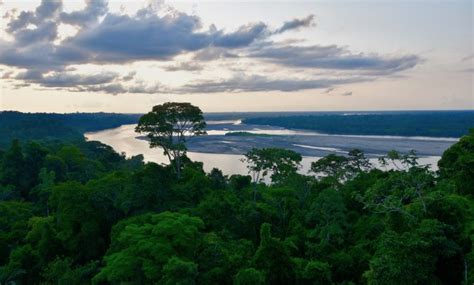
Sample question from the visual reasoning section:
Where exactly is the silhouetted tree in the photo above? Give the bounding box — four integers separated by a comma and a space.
136, 103, 206, 178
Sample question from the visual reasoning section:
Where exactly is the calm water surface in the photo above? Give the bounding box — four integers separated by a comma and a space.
85, 124, 441, 175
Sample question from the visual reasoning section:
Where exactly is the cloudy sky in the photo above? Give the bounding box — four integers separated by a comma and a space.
0, 0, 472, 113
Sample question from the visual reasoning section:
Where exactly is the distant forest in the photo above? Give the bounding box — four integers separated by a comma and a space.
244, 111, 474, 138
0, 112, 140, 147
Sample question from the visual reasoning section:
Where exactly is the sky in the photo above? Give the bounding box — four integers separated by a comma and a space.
0, 0, 472, 113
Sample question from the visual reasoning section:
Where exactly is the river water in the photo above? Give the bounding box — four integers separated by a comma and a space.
85, 122, 444, 176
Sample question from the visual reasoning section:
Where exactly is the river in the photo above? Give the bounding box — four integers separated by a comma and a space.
85, 121, 449, 176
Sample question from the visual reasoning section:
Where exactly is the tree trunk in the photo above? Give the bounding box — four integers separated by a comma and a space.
175, 151, 182, 179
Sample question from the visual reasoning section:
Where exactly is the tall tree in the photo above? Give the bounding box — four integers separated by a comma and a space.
0, 140, 25, 196
234, 268, 266, 285
135, 103, 206, 178
23, 142, 49, 193
253, 223, 295, 284
310, 154, 349, 183
94, 212, 204, 284
364, 219, 457, 284
242, 148, 302, 182
242, 148, 302, 201
438, 129, 474, 195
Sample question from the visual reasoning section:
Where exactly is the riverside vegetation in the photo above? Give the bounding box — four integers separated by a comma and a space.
0, 103, 473, 284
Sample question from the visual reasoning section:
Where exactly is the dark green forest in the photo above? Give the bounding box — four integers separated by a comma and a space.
0, 112, 140, 147
244, 111, 474, 138
0, 110, 473, 284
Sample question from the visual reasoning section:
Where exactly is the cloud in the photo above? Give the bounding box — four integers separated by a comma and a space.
14, 70, 119, 88
67, 13, 270, 63
1, 70, 14, 79
213, 22, 269, 48
67, 12, 207, 62
323, 87, 335, 94
180, 74, 367, 93
39, 72, 119, 87
460, 67, 474, 73
74, 83, 127, 95
1, 2, 273, 79
15, 21, 58, 46
122, 71, 136, 81
7, 11, 36, 33
7, 0, 62, 33
323, 87, 354, 96
0, 41, 89, 72
0, 0, 421, 95
60, 0, 108, 27
274, 14, 315, 34
163, 62, 203, 72
15, 69, 44, 80
127, 82, 165, 94
35, 0, 62, 19
12, 82, 31, 89
249, 43, 420, 74
51, 73, 366, 95
71, 81, 166, 95
193, 47, 238, 61
2, 2, 293, 69
461, 54, 474, 62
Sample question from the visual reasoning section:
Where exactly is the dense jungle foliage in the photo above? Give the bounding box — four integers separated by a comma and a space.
0, 118, 473, 284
